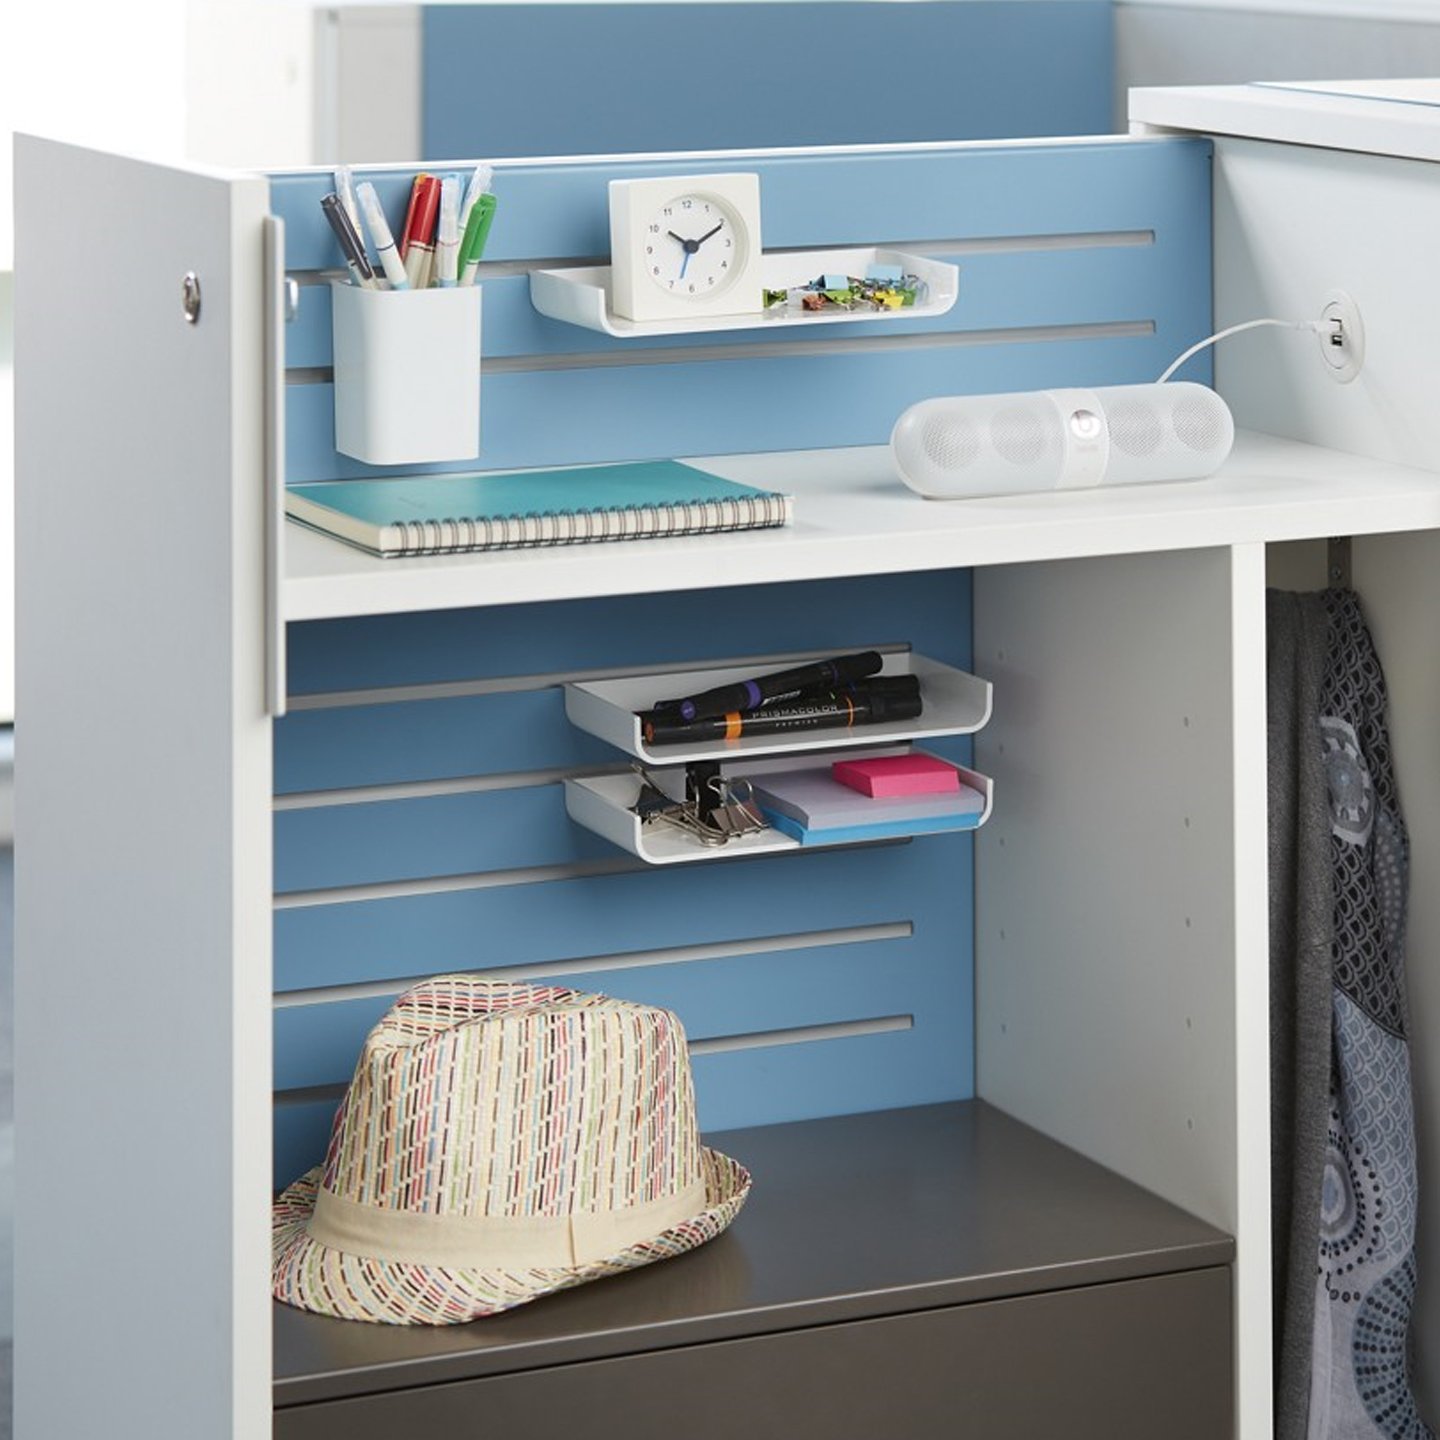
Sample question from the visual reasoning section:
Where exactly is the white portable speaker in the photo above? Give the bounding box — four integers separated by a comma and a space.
890, 383, 1235, 499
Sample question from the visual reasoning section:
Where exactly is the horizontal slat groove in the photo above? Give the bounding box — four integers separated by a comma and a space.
274, 840, 910, 908
282, 229, 1156, 289
274, 763, 626, 810
274, 857, 645, 907
273, 921, 914, 1006
273, 1013, 916, 1106
696, 1014, 913, 1055
286, 320, 1155, 385
286, 642, 910, 711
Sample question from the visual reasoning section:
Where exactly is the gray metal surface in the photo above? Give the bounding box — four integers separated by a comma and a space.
275, 1266, 1232, 1440
274, 1100, 1234, 1408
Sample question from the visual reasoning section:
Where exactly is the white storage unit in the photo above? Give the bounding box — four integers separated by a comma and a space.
18, 106, 1440, 1439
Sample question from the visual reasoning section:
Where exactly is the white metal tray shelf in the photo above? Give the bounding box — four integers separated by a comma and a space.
564, 651, 992, 766
565, 748, 993, 866
529, 247, 959, 338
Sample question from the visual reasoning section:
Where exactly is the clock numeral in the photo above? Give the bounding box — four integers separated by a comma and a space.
682, 199, 693, 209
653, 266, 660, 275
721, 260, 728, 269
649, 224, 659, 233
688, 283, 695, 292
708, 276, 715, 286
724, 238, 732, 248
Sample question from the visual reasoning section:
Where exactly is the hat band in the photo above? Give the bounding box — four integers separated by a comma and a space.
307, 1177, 709, 1270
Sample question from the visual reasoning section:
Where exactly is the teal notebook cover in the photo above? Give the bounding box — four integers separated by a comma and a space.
286, 461, 791, 556
759, 806, 985, 847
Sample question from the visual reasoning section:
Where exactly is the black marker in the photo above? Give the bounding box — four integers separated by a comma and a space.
321, 191, 378, 289
646, 650, 885, 724
643, 676, 921, 746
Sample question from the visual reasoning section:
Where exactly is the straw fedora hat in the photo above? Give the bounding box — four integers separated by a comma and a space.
272, 976, 751, 1325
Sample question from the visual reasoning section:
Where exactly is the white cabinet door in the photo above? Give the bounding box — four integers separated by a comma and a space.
14, 137, 273, 1440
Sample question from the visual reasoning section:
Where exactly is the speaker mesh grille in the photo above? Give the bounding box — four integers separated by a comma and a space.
991, 404, 1052, 468
1172, 393, 1227, 452
1108, 398, 1164, 459
921, 413, 979, 471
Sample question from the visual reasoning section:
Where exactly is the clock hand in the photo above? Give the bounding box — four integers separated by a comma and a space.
694, 222, 724, 247
680, 248, 691, 279
668, 230, 701, 253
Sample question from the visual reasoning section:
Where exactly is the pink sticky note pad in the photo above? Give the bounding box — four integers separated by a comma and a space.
832, 754, 962, 798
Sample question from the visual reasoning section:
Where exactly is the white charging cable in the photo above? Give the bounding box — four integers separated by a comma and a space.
1158, 316, 1329, 385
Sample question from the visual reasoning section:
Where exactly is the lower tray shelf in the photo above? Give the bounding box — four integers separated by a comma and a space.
273, 1101, 1234, 1413
565, 749, 993, 864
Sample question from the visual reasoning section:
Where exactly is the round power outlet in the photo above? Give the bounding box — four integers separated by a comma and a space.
1319, 289, 1364, 384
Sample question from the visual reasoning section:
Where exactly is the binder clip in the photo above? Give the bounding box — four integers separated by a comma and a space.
630, 763, 768, 848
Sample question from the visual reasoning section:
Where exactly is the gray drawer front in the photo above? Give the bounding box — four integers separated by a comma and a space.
275, 1266, 1232, 1440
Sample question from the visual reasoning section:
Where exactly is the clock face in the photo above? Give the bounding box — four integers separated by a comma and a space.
641, 193, 745, 301
608, 172, 763, 323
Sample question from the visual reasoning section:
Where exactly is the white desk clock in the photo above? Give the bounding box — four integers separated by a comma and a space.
608, 172, 764, 323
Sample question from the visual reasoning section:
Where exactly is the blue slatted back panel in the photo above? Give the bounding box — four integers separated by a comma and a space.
274, 576, 974, 1181
272, 138, 1212, 479
421, 3, 1114, 160
267, 138, 1212, 1181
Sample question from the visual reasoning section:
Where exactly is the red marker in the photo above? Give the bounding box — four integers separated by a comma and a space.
401, 174, 440, 288
397, 173, 428, 260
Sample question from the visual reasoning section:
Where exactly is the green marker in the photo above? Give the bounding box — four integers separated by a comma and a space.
458, 193, 497, 286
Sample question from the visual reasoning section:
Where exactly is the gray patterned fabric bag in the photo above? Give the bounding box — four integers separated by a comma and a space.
1307, 590, 1432, 1440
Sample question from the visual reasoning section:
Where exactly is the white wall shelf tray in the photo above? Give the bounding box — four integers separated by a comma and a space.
564, 651, 992, 766
529, 248, 959, 338
565, 749, 993, 865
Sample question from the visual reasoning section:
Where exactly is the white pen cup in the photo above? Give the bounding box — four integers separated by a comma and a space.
331, 281, 482, 465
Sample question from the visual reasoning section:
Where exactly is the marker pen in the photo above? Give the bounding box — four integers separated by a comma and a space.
642, 678, 923, 746
397, 173, 428, 260
459, 163, 494, 232
320, 193, 377, 289
402, 175, 441, 289
435, 176, 461, 287
356, 182, 409, 290
649, 650, 886, 723
334, 166, 363, 238
459, 193, 497, 286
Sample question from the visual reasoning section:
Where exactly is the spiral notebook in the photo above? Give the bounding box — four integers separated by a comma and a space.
285, 461, 793, 558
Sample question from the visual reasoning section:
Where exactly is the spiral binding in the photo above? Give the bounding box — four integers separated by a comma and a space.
389, 492, 787, 556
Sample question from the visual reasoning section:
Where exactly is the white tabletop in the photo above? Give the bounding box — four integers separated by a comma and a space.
282, 431, 1440, 621
1130, 79, 1440, 162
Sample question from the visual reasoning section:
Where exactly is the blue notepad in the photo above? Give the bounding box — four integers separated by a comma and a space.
285, 461, 793, 557
750, 765, 986, 846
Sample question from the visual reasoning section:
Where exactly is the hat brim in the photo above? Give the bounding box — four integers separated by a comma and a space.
272, 1146, 751, 1325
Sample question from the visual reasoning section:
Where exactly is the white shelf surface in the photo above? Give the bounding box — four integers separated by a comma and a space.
565, 749, 993, 865
1130, 80, 1440, 161
283, 430, 1440, 622
529, 247, 958, 338
565, 652, 990, 765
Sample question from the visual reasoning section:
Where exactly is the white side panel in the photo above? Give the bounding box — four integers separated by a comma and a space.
14, 138, 272, 1439
1210, 136, 1440, 470
1350, 531, 1440, 1419
186, 0, 317, 167
331, 5, 422, 164
975, 545, 1271, 1440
